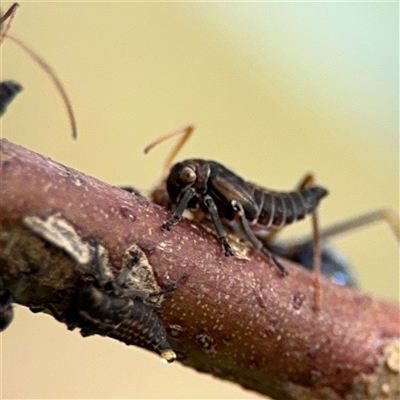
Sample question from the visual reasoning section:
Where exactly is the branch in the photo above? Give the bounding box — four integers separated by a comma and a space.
1, 139, 399, 400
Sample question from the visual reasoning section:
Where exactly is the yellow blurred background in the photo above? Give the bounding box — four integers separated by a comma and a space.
1, 2, 398, 399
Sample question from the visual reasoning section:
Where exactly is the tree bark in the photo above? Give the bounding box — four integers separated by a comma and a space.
0, 139, 399, 400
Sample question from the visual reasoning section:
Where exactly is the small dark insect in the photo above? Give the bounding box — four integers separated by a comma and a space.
46, 242, 176, 362
0, 80, 23, 116
145, 126, 400, 308
145, 125, 328, 307
1, 3, 77, 138
145, 125, 327, 273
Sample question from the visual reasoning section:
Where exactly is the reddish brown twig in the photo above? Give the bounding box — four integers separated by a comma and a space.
0, 139, 399, 400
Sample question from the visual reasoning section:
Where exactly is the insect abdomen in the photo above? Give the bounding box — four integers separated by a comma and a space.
110, 299, 175, 361
256, 186, 328, 228
72, 287, 175, 362
129, 299, 171, 351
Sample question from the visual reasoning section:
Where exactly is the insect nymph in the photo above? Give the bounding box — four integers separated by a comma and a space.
40, 242, 176, 363
145, 124, 328, 281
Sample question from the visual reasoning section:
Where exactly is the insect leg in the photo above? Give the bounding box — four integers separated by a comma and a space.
294, 173, 322, 310
296, 208, 400, 245
163, 187, 196, 231
231, 200, 288, 276
203, 195, 234, 256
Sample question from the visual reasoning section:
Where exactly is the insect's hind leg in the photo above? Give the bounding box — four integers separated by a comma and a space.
303, 208, 399, 244
295, 173, 323, 310
230, 200, 288, 276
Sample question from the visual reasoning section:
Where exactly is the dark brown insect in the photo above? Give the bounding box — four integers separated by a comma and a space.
145, 125, 400, 309
162, 157, 327, 275
145, 125, 328, 308
63, 286, 176, 362
1, 3, 77, 138
44, 242, 176, 362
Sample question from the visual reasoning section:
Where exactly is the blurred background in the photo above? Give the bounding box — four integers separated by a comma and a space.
1, 2, 398, 399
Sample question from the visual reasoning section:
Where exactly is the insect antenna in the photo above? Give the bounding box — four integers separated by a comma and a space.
1, 3, 78, 139
144, 123, 194, 177
0, 3, 18, 45
5, 35, 78, 139
288, 208, 400, 251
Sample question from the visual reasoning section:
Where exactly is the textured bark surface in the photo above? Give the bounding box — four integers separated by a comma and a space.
0, 139, 399, 400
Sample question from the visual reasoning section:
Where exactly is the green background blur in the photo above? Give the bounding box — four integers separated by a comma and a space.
1, 2, 398, 399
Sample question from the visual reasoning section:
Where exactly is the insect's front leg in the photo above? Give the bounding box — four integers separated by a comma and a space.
163, 187, 196, 231
231, 200, 288, 276
203, 195, 234, 256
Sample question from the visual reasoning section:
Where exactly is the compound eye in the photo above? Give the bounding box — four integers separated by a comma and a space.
180, 166, 196, 184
